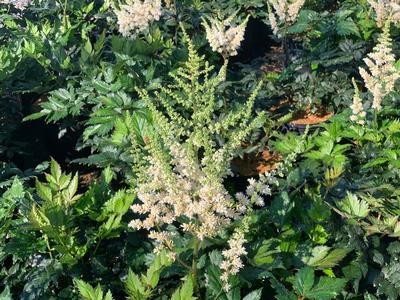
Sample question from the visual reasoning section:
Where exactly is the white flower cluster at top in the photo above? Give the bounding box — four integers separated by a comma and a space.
359, 22, 399, 111
114, 0, 162, 37
202, 14, 249, 57
267, 0, 305, 36
367, 0, 400, 27
0, 0, 31, 10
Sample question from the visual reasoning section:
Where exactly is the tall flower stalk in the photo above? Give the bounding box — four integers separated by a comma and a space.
267, 0, 305, 66
128, 28, 270, 292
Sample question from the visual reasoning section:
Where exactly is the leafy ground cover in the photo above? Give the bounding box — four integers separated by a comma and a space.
1, 0, 400, 299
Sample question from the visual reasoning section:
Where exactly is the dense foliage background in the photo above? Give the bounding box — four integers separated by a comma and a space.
1, 0, 400, 299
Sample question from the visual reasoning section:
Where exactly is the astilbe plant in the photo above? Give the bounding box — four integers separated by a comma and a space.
266, 0, 305, 67
359, 21, 400, 112
350, 20, 400, 127
350, 20, 399, 125
128, 29, 273, 292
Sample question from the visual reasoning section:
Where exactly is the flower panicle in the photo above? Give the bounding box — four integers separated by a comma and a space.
202, 14, 249, 58
267, 0, 305, 36
359, 21, 400, 111
367, 0, 400, 27
114, 0, 162, 37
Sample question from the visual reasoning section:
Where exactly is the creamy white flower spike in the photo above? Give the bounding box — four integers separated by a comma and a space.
202, 14, 249, 57
220, 230, 247, 291
267, 0, 305, 36
350, 79, 366, 125
115, 0, 162, 37
359, 22, 400, 111
367, 0, 400, 27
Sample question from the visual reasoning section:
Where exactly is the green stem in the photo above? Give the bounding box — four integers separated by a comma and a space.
44, 233, 53, 259
283, 21, 289, 68
62, 0, 68, 29
191, 237, 200, 295
92, 237, 103, 256
373, 109, 378, 130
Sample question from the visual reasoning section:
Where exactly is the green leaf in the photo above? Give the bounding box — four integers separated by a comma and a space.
50, 158, 62, 182
75, 279, 113, 300
93, 80, 111, 94
66, 173, 79, 202
35, 180, 52, 202
293, 267, 315, 296
307, 276, 346, 300
288, 10, 319, 34
2, 177, 24, 200
252, 239, 281, 267
0, 286, 12, 300
125, 269, 147, 298
171, 276, 195, 300
270, 192, 294, 227
267, 272, 297, 300
303, 246, 349, 269
338, 193, 369, 218
336, 18, 360, 37
243, 289, 263, 300
206, 264, 231, 300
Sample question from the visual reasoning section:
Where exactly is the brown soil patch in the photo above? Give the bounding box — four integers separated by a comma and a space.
260, 64, 283, 74
290, 106, 334, 125
231, 149, 281, 177
31, 94, 48, 113
261, 46, 284, 74
268, 98, 292, 113
79, 171, 99, 187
